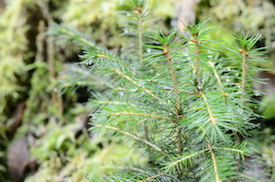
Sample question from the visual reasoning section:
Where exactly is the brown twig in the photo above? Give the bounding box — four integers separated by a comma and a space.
164, 44, 182, 156
200, 92, 218, 126
137, 172, 166, 182
138, 8, 143, 63
193, 35, 200, 84
206, 137, 221, 182
240, 48, 248, 105
110, 112, 172, 121
99, 165, 146, 174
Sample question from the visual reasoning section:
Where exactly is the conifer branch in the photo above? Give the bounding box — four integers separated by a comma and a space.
115, 88, 140, 92
135, 7, 150, 161
214, 147, 244, 154
55, 16, 265, 180
164, 45, 181, 113
177, 129, 182, 156
95, 125, 172, 160
99, 166, 146, 174
200, 92, 218, 126
200, 126, 218, 182
192, 35, 200, 83
137, 10, 150, 162
240, 48, 248, 104
110, 112, 172, 121
95, 54, 113, 59
60, 81, 106, 87
111, 68, 167, 104
168, 148, 210, 168
164, 44, 182, 156
137, 7, 143, 63
97, 101, 137, 107
206, 137, 221, 182
137, 172, 166, 182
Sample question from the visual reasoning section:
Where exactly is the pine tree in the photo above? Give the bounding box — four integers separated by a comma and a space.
51, 0, 267, 181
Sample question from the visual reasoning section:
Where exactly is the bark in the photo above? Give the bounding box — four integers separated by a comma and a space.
172, 0, 200, 36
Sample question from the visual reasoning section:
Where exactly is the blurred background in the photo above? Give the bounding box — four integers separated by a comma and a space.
1, 0, 275, 181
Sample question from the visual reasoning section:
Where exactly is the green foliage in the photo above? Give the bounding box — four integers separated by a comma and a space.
21, 62, 51, 128
118, 0, 165, 61
2, 0, 273, 181
198, 0, 275, 69
0, 0, 35, 128
0, 0, 37, 178
56, 0, 174, 47
25, 115, 146, 182
52, 0, 268, 181
199, 0, 274, 39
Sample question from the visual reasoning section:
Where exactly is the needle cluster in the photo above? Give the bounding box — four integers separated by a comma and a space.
51, 0, 267, 181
